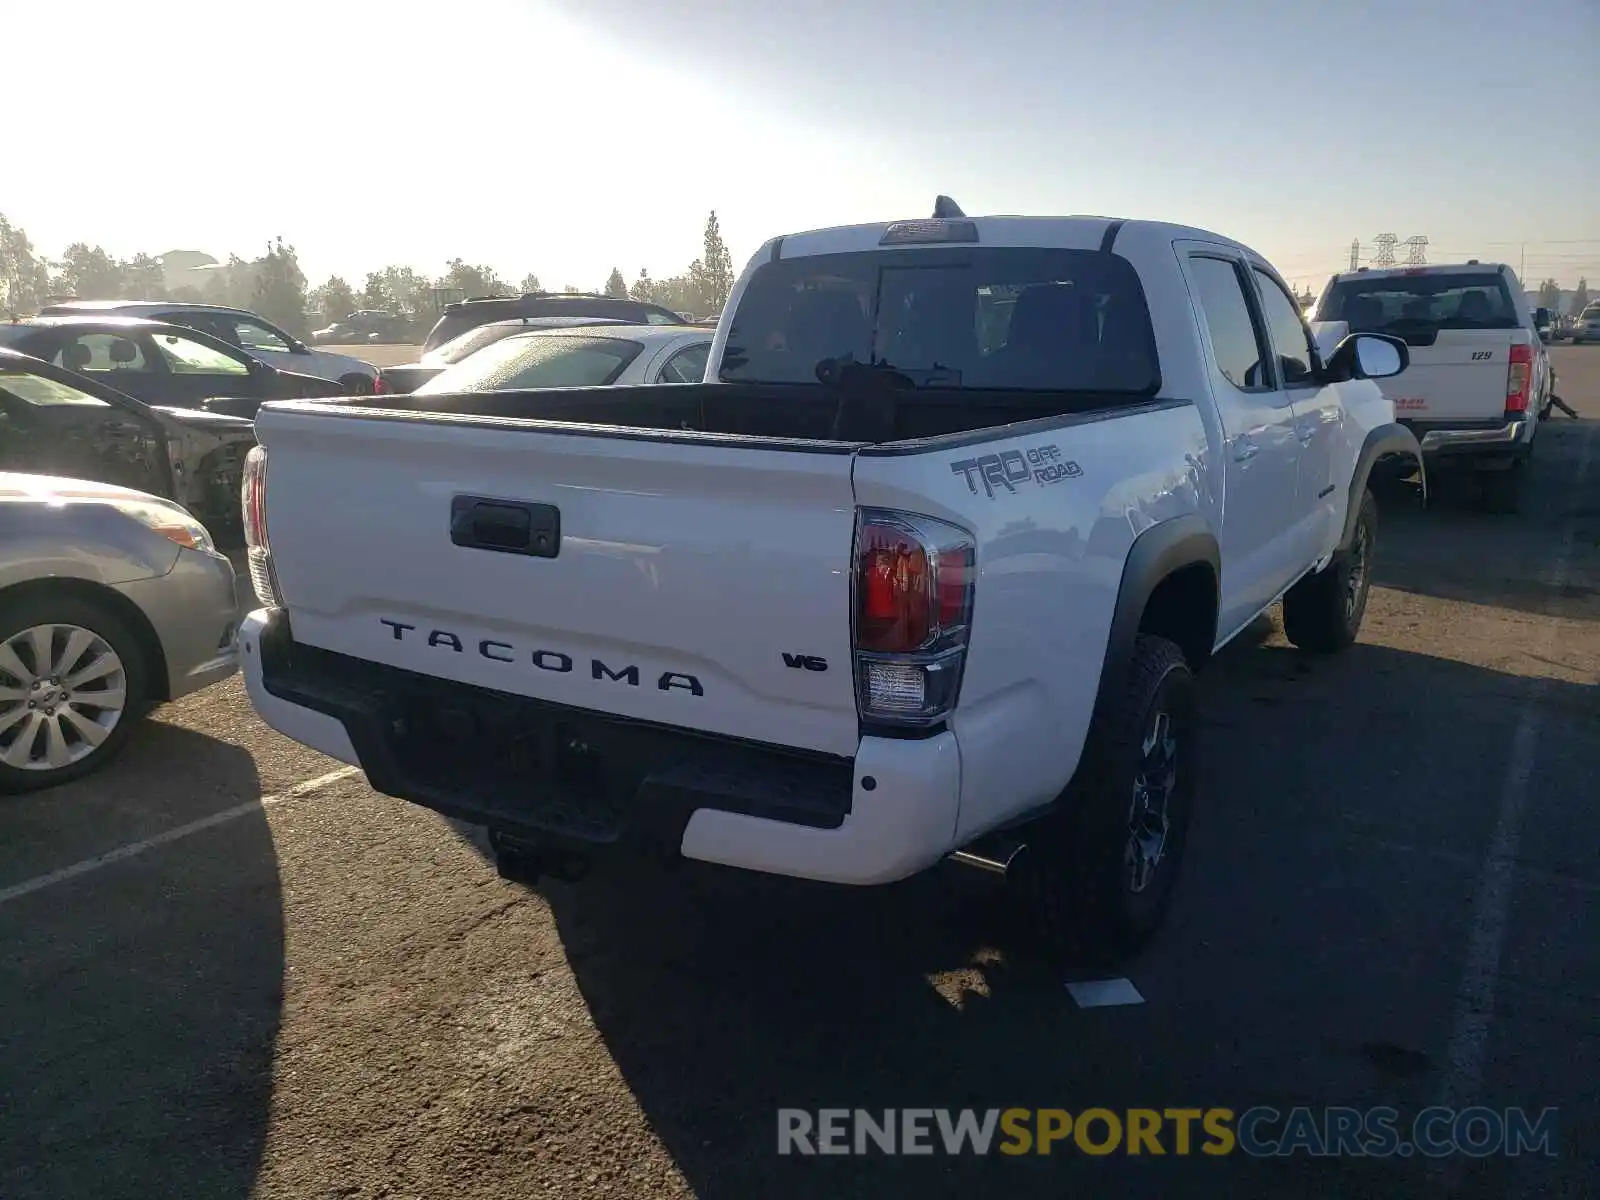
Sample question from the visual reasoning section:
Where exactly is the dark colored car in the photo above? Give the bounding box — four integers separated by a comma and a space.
38, 300, 380, 392
420, 292, 686, 355
0, 347, 258, 538
0, 316, 345, 419
378, 316, 632, 395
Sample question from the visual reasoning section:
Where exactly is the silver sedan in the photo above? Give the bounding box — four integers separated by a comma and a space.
0, 473, 240, 792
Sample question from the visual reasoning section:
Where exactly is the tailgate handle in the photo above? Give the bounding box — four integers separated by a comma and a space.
450, 496, 560, 559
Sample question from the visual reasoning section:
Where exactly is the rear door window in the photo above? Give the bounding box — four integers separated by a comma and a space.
657, 341, 711, 383
54, 332, 152, 375
719, 247, 1160, 394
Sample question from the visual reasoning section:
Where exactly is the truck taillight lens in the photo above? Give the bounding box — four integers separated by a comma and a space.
241, 445, 281, 607
853, 509, 975, 727
372, 373, 388, 395
1506, 344, 1533, 414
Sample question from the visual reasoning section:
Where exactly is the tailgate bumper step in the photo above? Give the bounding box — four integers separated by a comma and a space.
253, 610, 855, 846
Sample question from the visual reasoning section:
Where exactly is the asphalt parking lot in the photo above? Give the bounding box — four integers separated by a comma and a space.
322, 343, 424, 368
2, 348, 1597, 1200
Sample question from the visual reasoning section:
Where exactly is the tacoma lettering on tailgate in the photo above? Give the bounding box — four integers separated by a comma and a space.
951, 444, 1083, 498
377, 619, 704, 696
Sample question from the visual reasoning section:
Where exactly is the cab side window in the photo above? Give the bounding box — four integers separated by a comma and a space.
1188, 256, 1270, 392
1252, 268, 1317, 387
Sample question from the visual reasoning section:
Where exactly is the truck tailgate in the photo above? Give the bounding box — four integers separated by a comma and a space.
255, 409, 862, 757
1378, 329, 1513, 421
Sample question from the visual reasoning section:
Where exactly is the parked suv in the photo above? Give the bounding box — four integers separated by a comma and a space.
420, 293, 686, 355
1310, 262, 1552, 512
1573, 304, 1600, 345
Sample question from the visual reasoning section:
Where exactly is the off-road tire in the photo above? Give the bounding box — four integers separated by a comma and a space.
0, 591, 150, 795
1008, 634, 1198, 967
1283, 487, 1377, 654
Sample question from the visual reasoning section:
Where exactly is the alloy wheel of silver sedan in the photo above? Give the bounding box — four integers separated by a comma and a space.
0, 624, 128, 772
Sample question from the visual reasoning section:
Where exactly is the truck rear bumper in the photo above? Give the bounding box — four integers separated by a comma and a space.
1413, 417, 1531, 462
678, 734, 961, 885
239, 610, 362, 765
239, 608, 961, 886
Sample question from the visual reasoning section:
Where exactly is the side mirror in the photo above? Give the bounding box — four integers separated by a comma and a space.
1353, 333, 1406, 379
1330, 332, 1408, 380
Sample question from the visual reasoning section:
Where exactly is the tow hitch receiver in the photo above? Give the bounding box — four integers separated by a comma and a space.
490, 829, 592, 887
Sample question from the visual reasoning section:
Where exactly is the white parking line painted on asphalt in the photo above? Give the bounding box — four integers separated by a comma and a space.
1065, 978, 1145, 1008
1431, 425, 1595, 1195
0, 765, 362, 908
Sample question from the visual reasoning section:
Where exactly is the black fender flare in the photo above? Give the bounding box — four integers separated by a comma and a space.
1091, 513, 1220, 720
1341, 422, 1424, 549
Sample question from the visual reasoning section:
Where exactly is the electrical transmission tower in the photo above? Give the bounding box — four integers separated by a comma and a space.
1349, 239, 1360, 271
1373, 234, 1399, 267
1403, 235, 1429, 265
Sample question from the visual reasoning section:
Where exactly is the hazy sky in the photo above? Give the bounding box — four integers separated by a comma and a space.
7, 0, 1597, 293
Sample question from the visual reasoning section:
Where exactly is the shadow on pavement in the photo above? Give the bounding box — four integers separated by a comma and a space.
1370, 417, 1600, 622
0, 727, 282, 1200
526, 639, 1598, 1200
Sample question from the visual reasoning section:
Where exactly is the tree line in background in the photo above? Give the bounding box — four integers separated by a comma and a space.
0, 210, 738, 339
1537, 277, 1590, 318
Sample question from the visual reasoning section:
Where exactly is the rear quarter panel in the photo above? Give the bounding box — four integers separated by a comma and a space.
852, 401, 1209, 843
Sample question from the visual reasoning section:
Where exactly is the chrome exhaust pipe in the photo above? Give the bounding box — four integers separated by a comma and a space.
949, 836, 1028, 877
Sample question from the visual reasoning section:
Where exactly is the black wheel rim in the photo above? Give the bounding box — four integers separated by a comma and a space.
1125, 708, 1178, 894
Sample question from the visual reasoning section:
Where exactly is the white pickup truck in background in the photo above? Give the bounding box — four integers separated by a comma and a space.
237, 199, 1422, 963
1310, 261, 1554, 512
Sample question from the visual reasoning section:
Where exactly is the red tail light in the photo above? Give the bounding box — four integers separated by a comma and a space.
372, 373, 388, 395
240, 446, 281, 607
241, 446, 268, 549
1505, 343, 1533, 414
853, 509, 975, 726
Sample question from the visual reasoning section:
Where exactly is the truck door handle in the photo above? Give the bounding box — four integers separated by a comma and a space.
450, 495, 561, 559
1233, 436, 1259, 462
1297, 422, 1316, 443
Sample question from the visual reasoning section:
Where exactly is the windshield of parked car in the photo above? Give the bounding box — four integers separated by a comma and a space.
0, 371, 112, 407
415, 334, 644, 393
718, 247, 1161, 392
1317, 273, 1520, 334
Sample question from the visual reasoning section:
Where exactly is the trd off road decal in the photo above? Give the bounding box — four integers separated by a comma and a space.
950, 444, 1083, 498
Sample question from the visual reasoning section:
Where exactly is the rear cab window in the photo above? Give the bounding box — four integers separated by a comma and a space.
719, 247, 1161, 395
1316, 272, 1520, 343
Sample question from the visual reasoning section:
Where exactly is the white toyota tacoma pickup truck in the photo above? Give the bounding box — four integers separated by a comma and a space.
237, 199, 1423, 962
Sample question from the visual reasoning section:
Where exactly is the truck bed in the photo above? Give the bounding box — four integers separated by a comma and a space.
299, 379, 1164, 445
